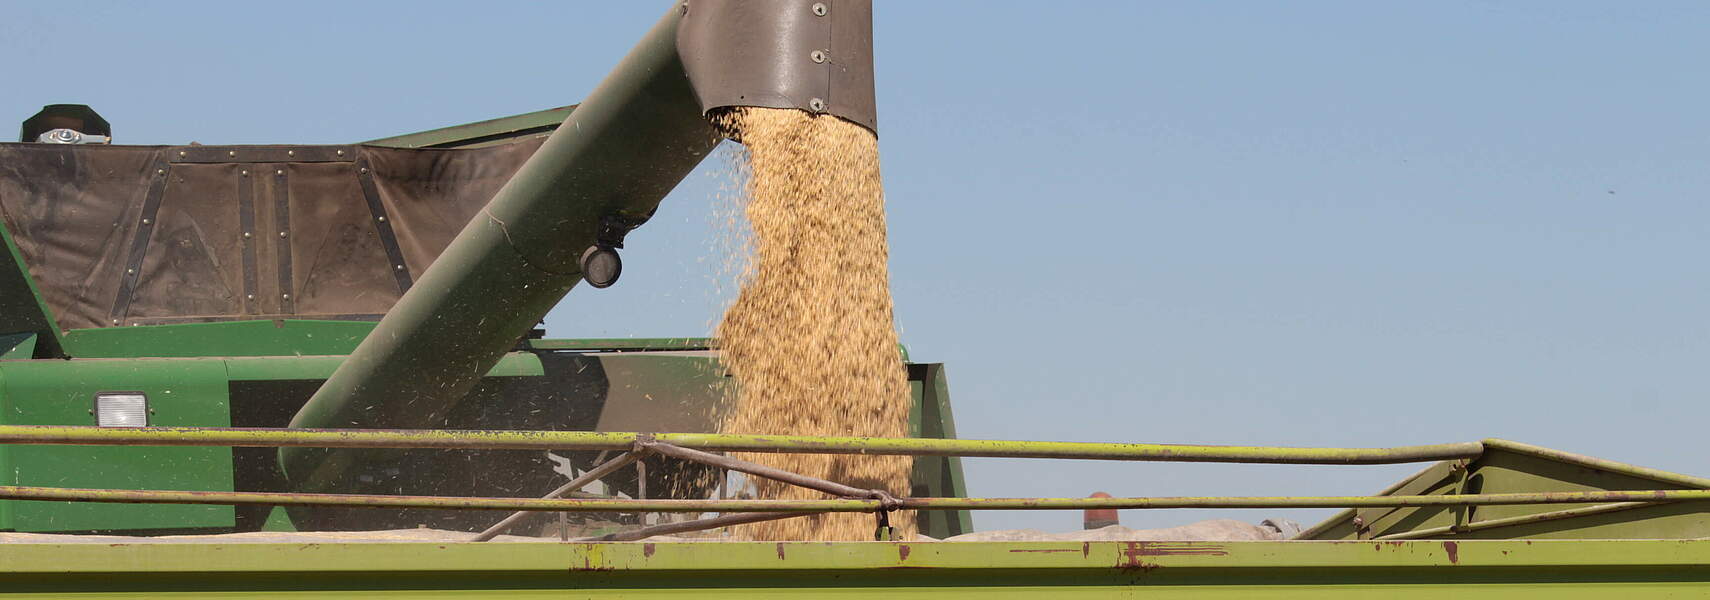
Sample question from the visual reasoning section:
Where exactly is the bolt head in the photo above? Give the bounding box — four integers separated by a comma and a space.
282, 294, 291, 300
812, 2, 827, 16
395, 264, 405, 271
287, 150, 295, 156
279, 231, 288, 238
141, 218, 152, 225
360, 167, 369, 174
808, 98, 827, 112
126, 268, 135, 275
336, 150, 345, 156
377, 216, 387, 223
156, 169, 165, 175
241, 170, 249, 177
243, 232, 252, 239
178, 151, 187, 157
228, 151, 237, 157
811, 50, 827, 63
276, 169, 284, 176
246, 294, 254, 300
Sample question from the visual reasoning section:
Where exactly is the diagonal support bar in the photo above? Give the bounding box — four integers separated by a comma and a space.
472, 450, 646, 542
642, 441, 894, 504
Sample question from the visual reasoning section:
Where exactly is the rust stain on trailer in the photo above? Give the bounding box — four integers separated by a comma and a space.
1443, 541, 1459, 564
1116, 542, 1228, 572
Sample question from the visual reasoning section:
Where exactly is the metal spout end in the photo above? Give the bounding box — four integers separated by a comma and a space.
678, 0, 877, 134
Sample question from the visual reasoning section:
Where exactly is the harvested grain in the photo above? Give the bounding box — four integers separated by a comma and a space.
713, 107, 916, 541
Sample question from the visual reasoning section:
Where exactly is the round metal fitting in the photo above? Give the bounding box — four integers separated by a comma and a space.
125, 268, 135, 275
394, 264, 405, 271
141, 218, 152, 225
228, 151, 237, 157
376, 216, 386, 223
359, 167, 369, 174
281, 294, 291, 300
275, 170, 284, 176
278, 231, 288, 238
155, 169, 165, 175
286, 150, 295, 157
336, 150, 345, 156
580, 245, 623, 289
242, 232, 252, 239
178, 151, 186, 157
241, 170, 249, 177
810, 50, 827, 63
812, 2, 827, 16
808, 98, 827, 112
245, 294, 254, 300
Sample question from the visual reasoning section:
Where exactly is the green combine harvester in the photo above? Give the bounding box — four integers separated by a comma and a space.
1, 1, 1709, 596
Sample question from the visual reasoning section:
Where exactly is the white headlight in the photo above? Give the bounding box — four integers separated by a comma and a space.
94, 393, 148, 427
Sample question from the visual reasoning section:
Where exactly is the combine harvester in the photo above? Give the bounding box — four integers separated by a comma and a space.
0, 1, 1707, 596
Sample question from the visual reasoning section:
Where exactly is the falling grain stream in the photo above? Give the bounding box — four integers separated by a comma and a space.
713, 107, 917, 541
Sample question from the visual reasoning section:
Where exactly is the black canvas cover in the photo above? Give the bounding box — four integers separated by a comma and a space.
0, 139, 545, 330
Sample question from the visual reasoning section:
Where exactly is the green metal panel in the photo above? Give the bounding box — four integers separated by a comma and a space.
0, 333, 36, 359
0, 540, 1708, 597
223, 352, 545, 382
1299, 444, 1710, 540
0, 223, 66, 358
909, 363, 972, 538
62, 320, 379, 358
0, 359, 232, 531
364, 105, 575, 149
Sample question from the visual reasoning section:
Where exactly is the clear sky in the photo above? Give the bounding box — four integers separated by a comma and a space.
5, 2, 1709, 533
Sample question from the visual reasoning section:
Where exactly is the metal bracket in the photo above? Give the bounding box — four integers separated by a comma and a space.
1449, 459, 1474, 533
354, 156, 413, 294
108, 159, 171, 326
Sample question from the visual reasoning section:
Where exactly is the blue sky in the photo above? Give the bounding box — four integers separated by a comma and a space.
6, 2, 1710, 533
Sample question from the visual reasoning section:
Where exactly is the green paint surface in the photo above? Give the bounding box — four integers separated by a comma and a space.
0, 359, 233, 532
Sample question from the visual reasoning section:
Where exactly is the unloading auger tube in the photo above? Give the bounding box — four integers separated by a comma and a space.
281, 0, 878, 492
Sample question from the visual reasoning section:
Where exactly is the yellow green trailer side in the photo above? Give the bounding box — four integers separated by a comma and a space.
2, 539, 1707, 597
